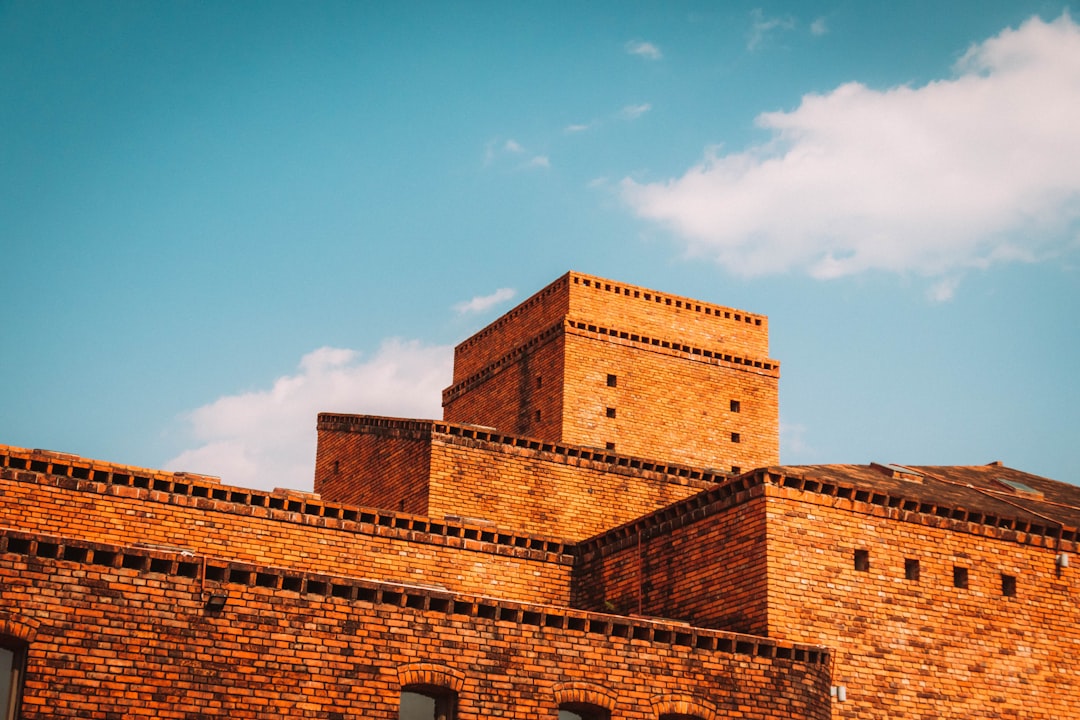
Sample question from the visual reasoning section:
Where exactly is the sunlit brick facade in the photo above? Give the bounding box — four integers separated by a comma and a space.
2, 272, 1077, 719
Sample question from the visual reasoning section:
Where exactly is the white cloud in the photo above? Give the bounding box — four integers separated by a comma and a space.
164, 340, 452, 492
748, 8, 796, 50
485, 138, 550, 170
626, 40, 663, 60
780, 420, 812, 457
565, 123, 592, 134
810, 17, 828, 36
622, 14, 1080, 288
453, 287, 516, 315
927, 275, 962, 303
620, 103, 652, 120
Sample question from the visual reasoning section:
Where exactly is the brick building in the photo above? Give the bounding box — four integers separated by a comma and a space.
1, 271, 1077, 719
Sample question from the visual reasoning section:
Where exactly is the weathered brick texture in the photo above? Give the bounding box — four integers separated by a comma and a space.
576, 466, 1080, 720
315, 417, 716, 540
443, 272, 779, 471
0, 530, 831, 720
765, 482, 1080, 720
573, 478, 770, 635
6, 272, 1075, 720
0, 455, 572, 606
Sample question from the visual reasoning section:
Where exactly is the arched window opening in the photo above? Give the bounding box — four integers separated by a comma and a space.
0, 637, 26, 720
559, 702, 610, 720
400, 685, 456, 720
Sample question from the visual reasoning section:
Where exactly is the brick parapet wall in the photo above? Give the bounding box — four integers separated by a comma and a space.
0, 456, 573, 606
452, 274, 572, 382
449, 271, 772, 389
316, 416, 727, 488
314, 416, 720, 539
314, 418, 432, 511
572, 477, 771, 634
580, 468, 1079, 562
763, 485, 1080, 719
443, 317, 779, 408
0, 529, 832, 720
564, 272, 770, 357
0, 443, 223, 487
441, 324, 566, 439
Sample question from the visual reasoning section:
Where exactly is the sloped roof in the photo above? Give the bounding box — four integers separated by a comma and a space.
771, 462, 1080, 535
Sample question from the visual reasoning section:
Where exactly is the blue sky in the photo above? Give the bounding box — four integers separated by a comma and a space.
2, 1, 1078, 491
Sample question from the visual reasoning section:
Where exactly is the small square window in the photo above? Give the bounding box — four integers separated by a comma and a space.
606, 374, 617, 387
905, 558, 920, 581
953, 566, 968, 589
605, 442, 615, 450
606, 407, 616, 418
854, 549, 870, 572
1001, 574, 1016, 597
730, 399, 741, 413
731, 466, 741, 474
730, 432, 740, 443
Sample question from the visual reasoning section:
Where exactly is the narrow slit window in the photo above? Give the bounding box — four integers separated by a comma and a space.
730, 399, 741, 413
905, 558, 920, 581
1001, 574, 1016, 597
536, 376, 542, 388
854, 549, 870, 572
606, 374, 617, 387
953, 566, 968, 589
534, 410, 541, 422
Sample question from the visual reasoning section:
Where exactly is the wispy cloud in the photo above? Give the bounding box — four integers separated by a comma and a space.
780, 420, 813, 457
165, 341, 452, 492
564, 123, 593, 134
625, 40, 663, 60
810, 17, 828, 36
622, 14, 1080, 295
620, 103, 652, 120
748, 8, 796, 50
454, 287, 516, 315
485, 138, 550, 170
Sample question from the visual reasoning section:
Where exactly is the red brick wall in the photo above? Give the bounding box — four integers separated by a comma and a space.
315, 419, 717, 541
0, 531, 832, 720
442, 272, 779, 470
0, 465, 572, 606
442, 330, 565, 440
314, 416, 432, 512
764, 483, 1080, 720
560, 330, 778, 469
425, 436, 712, 541
452, 275, 571, 383
579, 469, 1080, 720
573, 480, 771, 635
565, 272, 770, 358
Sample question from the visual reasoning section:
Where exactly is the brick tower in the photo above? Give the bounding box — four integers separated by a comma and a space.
442, 271, 779, 472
